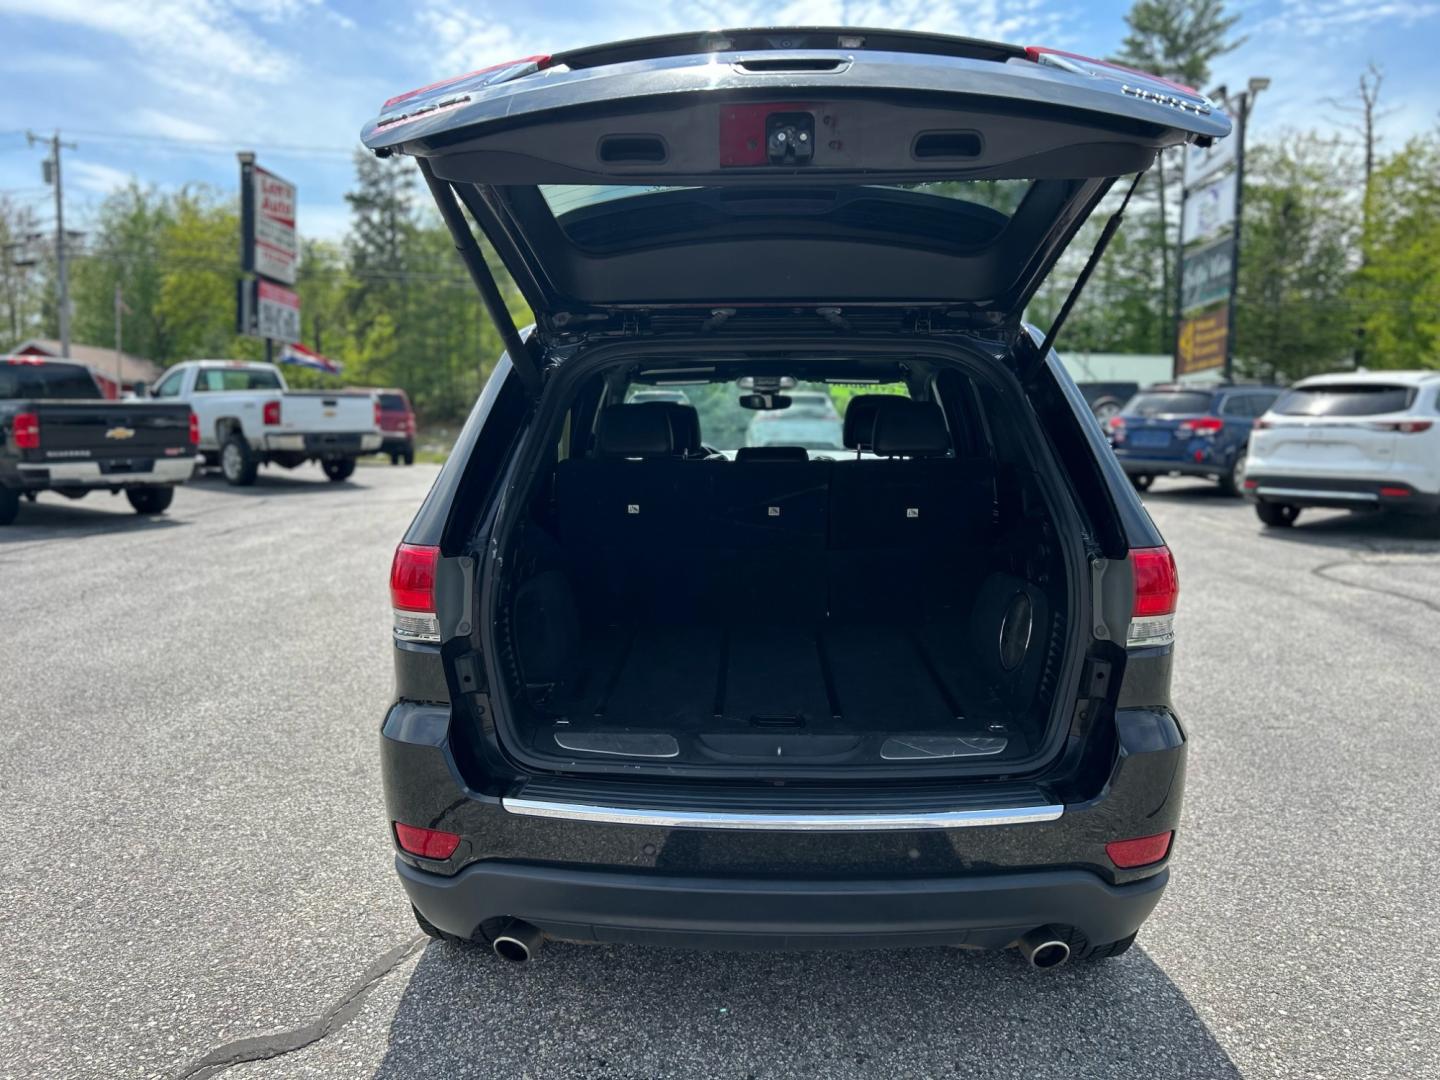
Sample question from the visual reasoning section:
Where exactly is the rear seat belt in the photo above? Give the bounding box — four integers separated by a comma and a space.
1037, 171, 1146, 360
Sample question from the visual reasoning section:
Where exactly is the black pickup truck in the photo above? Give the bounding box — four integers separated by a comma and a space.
1, 357, 198, 525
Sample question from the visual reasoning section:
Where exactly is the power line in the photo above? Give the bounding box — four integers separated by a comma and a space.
61, 128, 359, 160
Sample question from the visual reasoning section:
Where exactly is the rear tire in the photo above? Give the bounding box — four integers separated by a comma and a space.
389, 452, 400, 466
1130, 473, 1154, 492
126, 486, 174, 515
0, 486, 19, 526
1218, 449, 1246, 497
1256, 501, 1300, 527
403, 447, 415, 466
220, 434, 258, 487
321, 457, 356, 482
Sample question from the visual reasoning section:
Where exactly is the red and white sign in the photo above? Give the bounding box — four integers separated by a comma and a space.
256, 279, 301, 343
248, 165, 298, 284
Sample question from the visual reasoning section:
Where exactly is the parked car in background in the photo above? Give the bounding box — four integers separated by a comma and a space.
152, 360, 382, 486
626, 388, 692, 406
746, 390, 845, 450
1, 356, 196, 525
1077, 381, 1139, 424
1109, 383, 1284, 495
374, 388, 417, 465
1243, 371, 1440, 527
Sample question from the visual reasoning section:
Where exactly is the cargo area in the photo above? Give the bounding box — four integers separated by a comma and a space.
485, 356, 1080, 776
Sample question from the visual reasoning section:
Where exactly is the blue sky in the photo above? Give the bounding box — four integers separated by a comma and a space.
2, 0, 1437, 244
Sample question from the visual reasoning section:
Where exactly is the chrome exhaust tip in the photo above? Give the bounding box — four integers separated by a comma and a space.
491, 919, 543, 963
1017, 927, 1072, 970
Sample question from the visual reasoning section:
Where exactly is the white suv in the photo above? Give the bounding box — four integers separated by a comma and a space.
1243, 371, 1440, 527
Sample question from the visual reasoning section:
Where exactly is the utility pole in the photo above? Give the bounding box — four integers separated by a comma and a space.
1222, 78, 1268, 383
27, 130, 77, 358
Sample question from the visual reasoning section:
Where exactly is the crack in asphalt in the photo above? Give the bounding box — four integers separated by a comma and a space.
175, 935, 425, 1080
1310, 557, 1440, 615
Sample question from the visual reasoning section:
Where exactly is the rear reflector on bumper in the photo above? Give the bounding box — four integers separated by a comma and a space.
394, 822, 461, 859
1106, 830, 1173, 868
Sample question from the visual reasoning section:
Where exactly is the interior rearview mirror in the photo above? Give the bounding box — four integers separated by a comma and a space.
739, 393, 792, 410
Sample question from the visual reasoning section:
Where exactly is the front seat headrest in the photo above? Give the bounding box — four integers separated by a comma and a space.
594, 404, 675, 458
871, 399, 951, 458
842, 394, 892, 450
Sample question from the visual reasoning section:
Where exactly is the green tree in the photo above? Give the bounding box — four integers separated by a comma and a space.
1353, 135, 1440, 368
1234, 134, 1360, 380
1112, 0, 1244, 88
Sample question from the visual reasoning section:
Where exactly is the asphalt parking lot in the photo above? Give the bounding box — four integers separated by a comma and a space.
3, 465, 1439, 1080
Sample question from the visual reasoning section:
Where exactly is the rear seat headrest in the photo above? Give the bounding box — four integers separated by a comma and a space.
634, 401, 703, 456
871, 399, 951, 458
735, 446, 809, 462
594, 404, 674, 458
842, 394, 892, 450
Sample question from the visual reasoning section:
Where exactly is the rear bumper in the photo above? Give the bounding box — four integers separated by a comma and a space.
264, 432, 383, 454
1244, 474, 1440, 513
12, 454, 197, 488
1115, 454, 1226, 478
397, 856, 1168, 951
380, 698, 1186, 952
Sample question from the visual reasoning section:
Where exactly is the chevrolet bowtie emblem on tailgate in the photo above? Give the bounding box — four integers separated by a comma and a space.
104, 426, 136, 440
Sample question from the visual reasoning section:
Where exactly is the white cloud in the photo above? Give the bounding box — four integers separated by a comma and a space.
1262, 0, 1439, 36
403, 0, 1074, 84
68, 159, 135, 194
130, 108, 225, 143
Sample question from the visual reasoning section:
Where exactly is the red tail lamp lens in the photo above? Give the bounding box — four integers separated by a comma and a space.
14, 411, 40, 449
390, 542, 438, 612
1131, 546, 1180, 617
1379, 486, 1412, 498
188, 411, 200, 445
262, 399, 281, 426
394, 822, 461, 859
1106, 831, 1173, 868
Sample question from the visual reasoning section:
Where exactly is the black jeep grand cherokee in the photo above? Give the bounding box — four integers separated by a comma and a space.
366, 28, 1211, 969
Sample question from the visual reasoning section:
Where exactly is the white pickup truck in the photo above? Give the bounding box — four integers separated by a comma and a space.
148, 360, 381, 486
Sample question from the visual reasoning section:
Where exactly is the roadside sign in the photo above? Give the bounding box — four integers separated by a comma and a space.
1176, 309, 1229, 376
1179, 234, 1235, 315
1181, 171, 1237, 245
240, 160, 298, 285
237, 278, 301, 343
1182, 123, 1237, 191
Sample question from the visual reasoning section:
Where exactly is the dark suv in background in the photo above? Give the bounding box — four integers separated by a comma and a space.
1109, 383, 1283, 495
366, 28, 1217, 970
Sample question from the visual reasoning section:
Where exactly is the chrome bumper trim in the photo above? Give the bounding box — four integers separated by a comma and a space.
18, 457, 196, 484
1255, 486, 1378, 502
501, 798, 1064, 832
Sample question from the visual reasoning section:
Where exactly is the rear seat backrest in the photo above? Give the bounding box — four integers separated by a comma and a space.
828, 398, 993, 616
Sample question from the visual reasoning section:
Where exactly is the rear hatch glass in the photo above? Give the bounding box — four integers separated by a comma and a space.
1123, 391, 1212, 417
1274, 385, 1416, 417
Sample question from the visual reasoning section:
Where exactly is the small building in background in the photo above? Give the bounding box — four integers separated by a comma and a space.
10, 339, 162, 399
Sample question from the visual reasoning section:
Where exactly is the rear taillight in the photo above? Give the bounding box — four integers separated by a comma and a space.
1107, 416, 1126, 443
1255, 417, 1274, 429
1177, 416, 1223, 438
374, 398, 383, 429
188, 411, 200, 445
262, 399, 281, 426
1128, 545, 1179, 648
1379, 486, 1412, 498
393, 822, 461, 860
390, 542, 440, 642
1369, 419, 1434, 434
13, 411, 40, 450
1106, 830, 1173, 869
